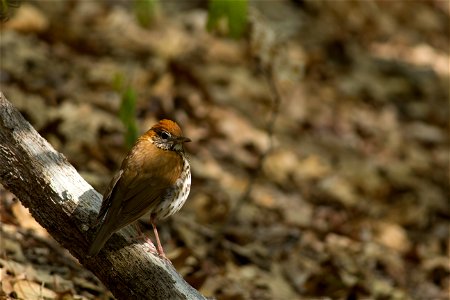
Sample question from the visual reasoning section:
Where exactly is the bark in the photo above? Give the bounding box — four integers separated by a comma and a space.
0, 92, 207, 300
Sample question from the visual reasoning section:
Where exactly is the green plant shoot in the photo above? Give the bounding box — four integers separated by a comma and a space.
133, 0, 159, 28
207, 0, 248, 39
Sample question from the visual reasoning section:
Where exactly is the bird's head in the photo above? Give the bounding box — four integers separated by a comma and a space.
148, 119, 191, 152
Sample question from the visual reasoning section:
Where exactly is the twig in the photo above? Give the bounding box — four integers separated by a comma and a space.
225, 66, 280, 225
210, 55, 282, 251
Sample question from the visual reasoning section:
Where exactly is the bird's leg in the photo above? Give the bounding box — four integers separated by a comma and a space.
133, 223, 157, 254
150, 215, 168, 260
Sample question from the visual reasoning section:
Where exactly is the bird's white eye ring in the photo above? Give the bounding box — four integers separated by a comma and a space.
160, 131, 170, 140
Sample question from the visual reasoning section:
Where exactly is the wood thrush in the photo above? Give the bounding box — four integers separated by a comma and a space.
88, 119, 191, 258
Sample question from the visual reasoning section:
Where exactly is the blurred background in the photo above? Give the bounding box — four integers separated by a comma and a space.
0, 1, 448, 299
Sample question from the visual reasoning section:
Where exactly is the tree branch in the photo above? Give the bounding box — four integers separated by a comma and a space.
0, 92, 207, 300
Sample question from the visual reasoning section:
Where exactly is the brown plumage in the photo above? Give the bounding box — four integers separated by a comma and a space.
88, 119, 191, 257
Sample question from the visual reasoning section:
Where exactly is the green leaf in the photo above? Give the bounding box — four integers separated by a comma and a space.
133, 0, 159, 28
112, 73, 125, 92
207, 0, 247, 39
0, 0, 21, 22
119, 86, 139, 149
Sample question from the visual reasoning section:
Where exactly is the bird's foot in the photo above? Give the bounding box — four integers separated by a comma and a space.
143, 240, 158, 254
132, 234, 158, 254
157, 251, 172, 264
132, 223, 159, 254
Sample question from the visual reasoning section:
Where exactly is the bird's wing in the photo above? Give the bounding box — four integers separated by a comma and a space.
95, 170, 123, 224
98, 139, 183, 231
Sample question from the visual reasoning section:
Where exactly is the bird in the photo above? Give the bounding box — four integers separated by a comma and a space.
88, 119, 191, 258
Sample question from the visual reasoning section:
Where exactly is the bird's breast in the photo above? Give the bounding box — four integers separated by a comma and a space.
154, 156, 191, 220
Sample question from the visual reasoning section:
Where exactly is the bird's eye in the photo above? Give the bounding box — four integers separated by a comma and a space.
160, 131, 170, 140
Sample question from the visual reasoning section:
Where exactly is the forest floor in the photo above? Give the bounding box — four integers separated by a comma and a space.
0, 1, 449, 299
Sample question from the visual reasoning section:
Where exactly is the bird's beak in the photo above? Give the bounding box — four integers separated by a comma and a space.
174, 136, 191, 143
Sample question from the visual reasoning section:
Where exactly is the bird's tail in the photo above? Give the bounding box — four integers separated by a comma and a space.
88, 220, 114, 256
